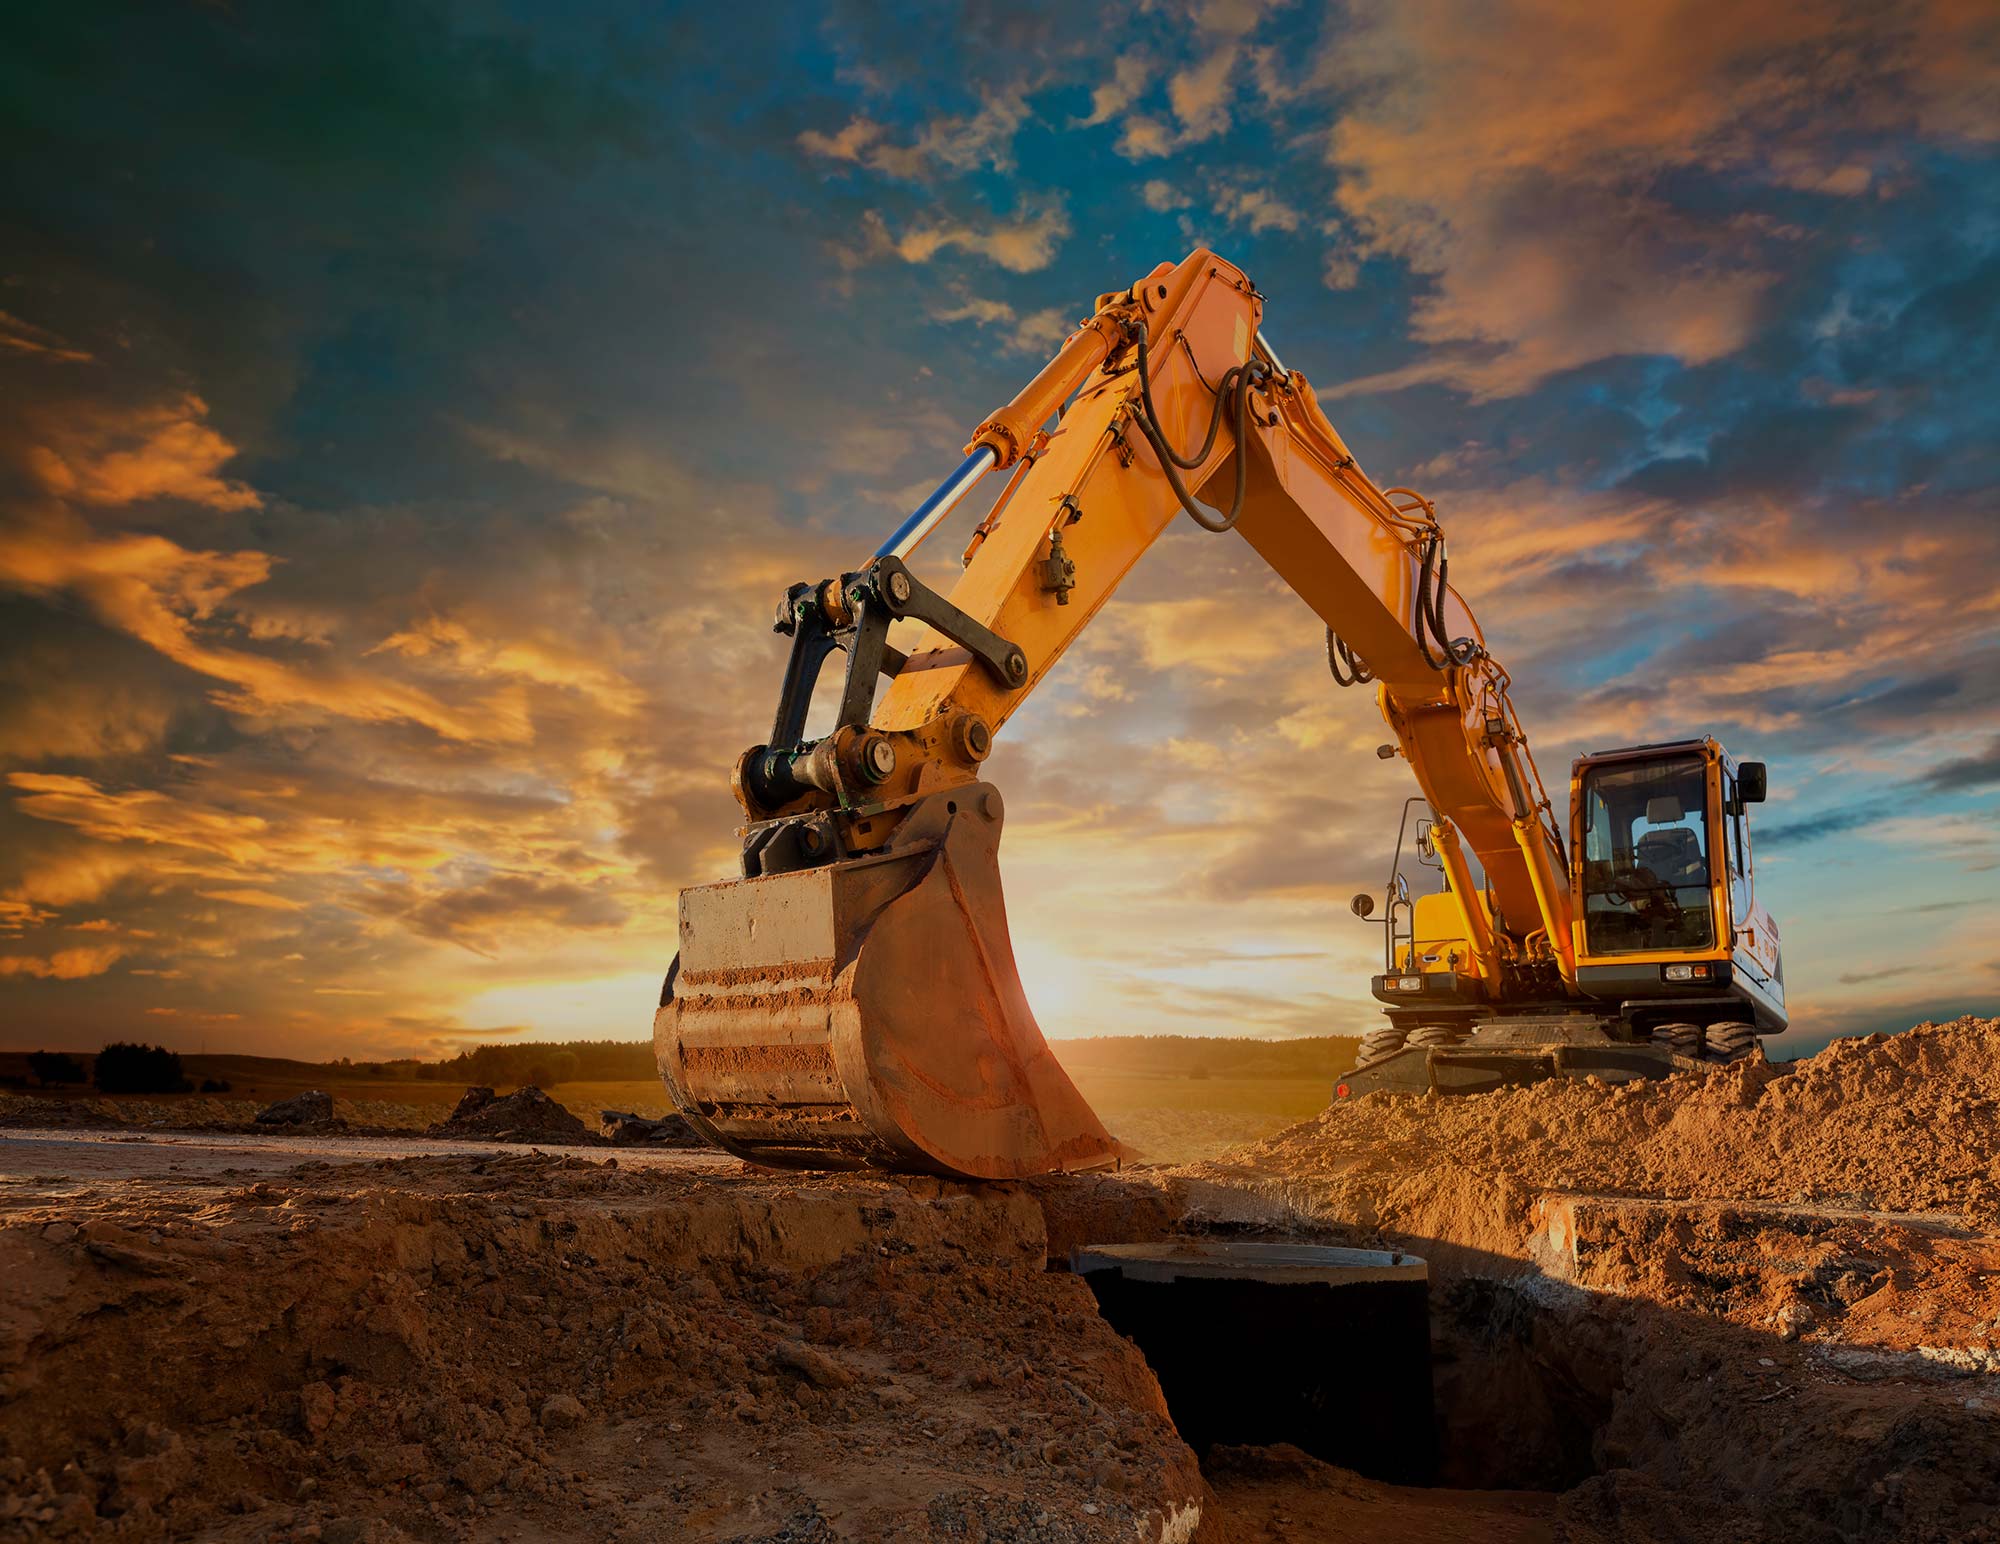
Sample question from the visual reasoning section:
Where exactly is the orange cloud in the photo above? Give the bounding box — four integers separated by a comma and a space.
0, 311, 92, 364
839, 206, 1071, 274
368, 614, 646, 716
197, 888, 309, 911
0, 518, 528, 744
0, 899, 56, 936
0, 944, 125, 979
28, 393, 260, 510
1318, 0, 1998, 398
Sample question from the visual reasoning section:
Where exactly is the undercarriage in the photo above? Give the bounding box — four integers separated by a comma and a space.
1338, 1010, 1765, 1099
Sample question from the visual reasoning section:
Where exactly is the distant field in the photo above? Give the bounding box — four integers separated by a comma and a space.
0, 1034, 1360, 1164
1056, 1037, 1359, 1162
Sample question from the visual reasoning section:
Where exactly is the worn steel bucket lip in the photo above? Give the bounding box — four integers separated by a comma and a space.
657, 783, 1121, 1181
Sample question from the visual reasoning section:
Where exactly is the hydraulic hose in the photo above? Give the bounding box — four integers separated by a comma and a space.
1413, 531, 1480, 669
1128, 329, 1267, 534
1132, 325, 1472, 670
1325, 626, 1373, 687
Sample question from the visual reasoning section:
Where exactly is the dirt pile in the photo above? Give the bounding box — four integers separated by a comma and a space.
426, 1086, 598, 1145
0, 1153, 1205, 1542
1230, 1016, 2000, 1234
1194, 1018, 2000, 1543
0, 1093, 433, 1135
255, 1091, 335, 1127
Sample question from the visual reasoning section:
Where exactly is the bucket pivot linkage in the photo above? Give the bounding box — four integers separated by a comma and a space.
655, 554, 1121, 1181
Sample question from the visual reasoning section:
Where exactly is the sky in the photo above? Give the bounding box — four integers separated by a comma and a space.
1, 0, 1996, 1062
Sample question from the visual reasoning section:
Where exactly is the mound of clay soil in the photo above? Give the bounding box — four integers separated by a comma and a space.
254, 1091, 335, 1127
1189, 1017, 2000, 1543
1234, 1016, 2000, 1228
0, 1095, 128, 1131
428, 1086, 600, 1145
0, 1154, 1204, 1541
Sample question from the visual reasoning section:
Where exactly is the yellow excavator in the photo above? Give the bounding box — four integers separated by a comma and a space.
656, 249, 1787, 1180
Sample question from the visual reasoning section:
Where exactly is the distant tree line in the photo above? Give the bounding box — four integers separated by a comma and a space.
18, 1045, 199, 1095
28, 1050, 86, 1086
334, 1040, 655, 1090
16, 1032, 1354, 1097
14, 1039, 652, 1097
93, 1042, 193, 1094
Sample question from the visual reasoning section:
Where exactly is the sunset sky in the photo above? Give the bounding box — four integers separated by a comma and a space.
2, 1, 1996, 1062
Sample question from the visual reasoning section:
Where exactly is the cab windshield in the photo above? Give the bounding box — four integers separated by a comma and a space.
1580, 755, 1715, 955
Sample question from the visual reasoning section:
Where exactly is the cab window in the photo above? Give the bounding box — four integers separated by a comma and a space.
1580, 755, 1715, 955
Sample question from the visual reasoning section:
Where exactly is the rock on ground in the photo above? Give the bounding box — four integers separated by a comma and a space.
253, 1090, 335, 1126
428, 1085, 596, 1145
599, 1108, 705, 1147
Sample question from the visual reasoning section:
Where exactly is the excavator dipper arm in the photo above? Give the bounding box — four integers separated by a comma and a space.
659, 249, 1572, 1179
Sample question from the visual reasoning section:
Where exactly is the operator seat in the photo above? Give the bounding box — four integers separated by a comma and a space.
1636, 823, 1704, 886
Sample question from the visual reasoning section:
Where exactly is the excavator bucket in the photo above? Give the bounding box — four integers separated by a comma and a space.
655, 786, 1121, 1179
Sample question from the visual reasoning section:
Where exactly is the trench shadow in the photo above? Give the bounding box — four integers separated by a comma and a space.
1024, 1172, 2000, 1544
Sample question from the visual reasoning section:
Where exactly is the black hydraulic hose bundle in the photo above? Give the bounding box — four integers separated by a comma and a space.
1127, 329, 1267, 533
1412, 531, 1480, 669
1130, 323, 1476, 674
1326, 626, 1373, 687
1333, 534, 1477, 679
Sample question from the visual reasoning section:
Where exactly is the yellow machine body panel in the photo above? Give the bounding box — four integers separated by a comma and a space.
1397, 891, 1485, 986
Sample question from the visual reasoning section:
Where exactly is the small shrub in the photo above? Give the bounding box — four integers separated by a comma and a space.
28, 1050, 86, 1086
94, 1041, 192, 1095
199, 1077, 233, 1094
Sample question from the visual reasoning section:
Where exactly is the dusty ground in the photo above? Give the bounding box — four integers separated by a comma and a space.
4, 1018, 1998, 1542
0, 1138, 1205, 1542
1188, 1015, 2000, 1542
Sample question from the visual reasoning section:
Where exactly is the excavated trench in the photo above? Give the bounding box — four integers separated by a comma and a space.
1035, 1157, 2000, 1543
1070, 1241, 1438, 1485
1055, 1240, 1613, 1496
1034, 1175, 1617, 1501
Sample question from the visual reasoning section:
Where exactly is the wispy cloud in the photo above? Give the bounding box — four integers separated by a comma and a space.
798, 88, 1032, 180
840, 205, 1072, 274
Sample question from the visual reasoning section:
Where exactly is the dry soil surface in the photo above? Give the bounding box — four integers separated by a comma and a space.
0, 1137, 1213, 1543
1183, 1015, 2000, 1542
5, 1019, 1999, 1543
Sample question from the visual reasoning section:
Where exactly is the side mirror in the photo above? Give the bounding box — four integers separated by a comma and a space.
1350, 892, 1376, 919
1739, 762, 1767, 803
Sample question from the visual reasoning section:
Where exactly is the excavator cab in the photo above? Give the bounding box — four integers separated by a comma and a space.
1575, 751, 1721, 955
1568, 739, 1785, 1029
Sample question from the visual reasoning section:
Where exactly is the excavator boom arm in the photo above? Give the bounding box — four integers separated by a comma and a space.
662, 249, 1575, 1181
878, 250, 1571, 979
